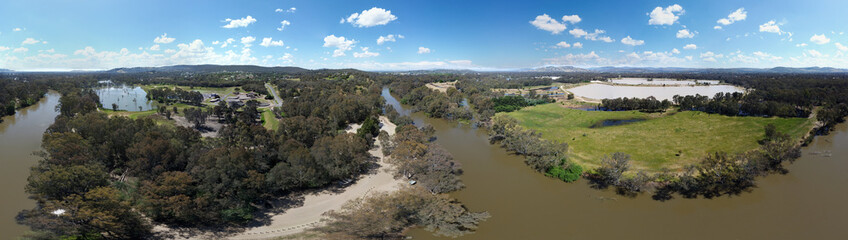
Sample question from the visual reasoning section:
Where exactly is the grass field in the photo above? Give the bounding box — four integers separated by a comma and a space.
503, 103, 815, 172
260, 108, 280, 131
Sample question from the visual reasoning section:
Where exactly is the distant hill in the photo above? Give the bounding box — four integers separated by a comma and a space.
105, 65, 310, 74
522, 65, 590, 73
0, 68, 12, 72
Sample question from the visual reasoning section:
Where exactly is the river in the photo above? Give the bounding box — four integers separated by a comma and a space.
381, 88, 848, 239
0, 91, 61, 239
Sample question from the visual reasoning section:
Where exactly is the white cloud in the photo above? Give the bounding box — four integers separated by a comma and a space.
260, 37, 284, 47
154, 33, 175, 44
759, 20, 784, 35
0, 46, 10, 51
676, 29, 695, 38
807, 49, 822, 57
753, 51, 783, 61
276, 7, 296, 13
12, 27, 23, 32
569, 28, 614, 42
796, 43, 807, 47
714, 26, 723, 30
338, 59, 476, 71
555, 41, 571, 48
716, 8, 747, 29
277, 20, 291, 31
212, 41, 220, 45
164, 49, 176, 54
572, 42, 583, 48
543, 51, 605, 66
648, 4, 684, 25
836, 42, 848, 51
13, 47, 28, 53
241, 36, 256, 47
700, 51, 724, 62
377, 34, 404, 45
222, 16, 257, 28
561, 15, 581, 24
22, 38, 40, 45
344, 7, 397, 27
221, 38, 235, 48
672, 48, 681, 54
149, 45, 161, 51
279, 53, 294, 64
323, 35, 356, 57
810, 34, 830, 44
621, 36, 645, 46
683, 44, 697, 50
530, 14, 567, 34
353, 47, 379, 58
418, 47, 431, 54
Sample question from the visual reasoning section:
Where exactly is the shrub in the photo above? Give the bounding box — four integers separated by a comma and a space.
547, 162, 583, 182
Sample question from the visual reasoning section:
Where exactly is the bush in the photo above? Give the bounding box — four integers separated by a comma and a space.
547, 163, 583, 182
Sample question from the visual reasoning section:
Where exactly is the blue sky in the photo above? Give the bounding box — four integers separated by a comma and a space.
1, 0, 847, 71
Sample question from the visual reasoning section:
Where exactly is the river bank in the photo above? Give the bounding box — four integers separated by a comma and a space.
378, 87, 848, 239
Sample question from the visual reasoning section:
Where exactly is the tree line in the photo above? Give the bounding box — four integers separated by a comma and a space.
0, 78, 49, 121
146, 86, 204, 106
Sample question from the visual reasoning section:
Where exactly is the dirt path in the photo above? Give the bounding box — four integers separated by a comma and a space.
156, 117, 401, 240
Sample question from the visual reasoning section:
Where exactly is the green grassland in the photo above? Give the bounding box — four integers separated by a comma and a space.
503, 103, 814, 172
260, 108, 280, 131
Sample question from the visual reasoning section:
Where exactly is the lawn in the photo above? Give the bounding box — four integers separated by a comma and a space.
260, 108, 280, 131
503, 103, 815, 172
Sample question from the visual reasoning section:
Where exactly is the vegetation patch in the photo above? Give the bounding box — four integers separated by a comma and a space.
503, 103, 814, 172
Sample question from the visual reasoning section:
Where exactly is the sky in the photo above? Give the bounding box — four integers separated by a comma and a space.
1, 0, 847, 71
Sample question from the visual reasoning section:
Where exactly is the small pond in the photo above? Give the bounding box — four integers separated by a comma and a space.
590, 118, 646, 128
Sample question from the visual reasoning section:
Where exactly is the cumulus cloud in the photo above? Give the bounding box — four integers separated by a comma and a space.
222, 16, 257, 28
836, 42, 848, 51
543, 51, 605, 66
759, 20, 785, 35
562, 15, 581, 24
353, 47, 379, 58
149, 45, 161, 51
241, 36, 256, 47
338, 59, 476, 71
12, 27, 23, 32
13, 47, 29, 53
683, 44, 697, 50
716, 8, 747, 28
276, 7, 296, 13
807, 49, 822, 57
676, 29, 695, 38
572, 42, 583, 48
323, 35, 355, 57
555, 41, 571, 48
277, 20, 291, 31
344, 7, 397, 27
418, 47, 431, 54
620, 36, 645, 46
753, 51, 783, 61
220, 38, 235, 48
672, 48, 681, 54
260, 37, 284, 47
377, 34, 404, 45
648, 4, 684, 25
530, 14, 567, 34
569, 28, 614, 42
0, 46, 9, 51
153, 33, 175, 44
22, 38, 40, 45
810, 34, 830, 44
700, 51, 724, 62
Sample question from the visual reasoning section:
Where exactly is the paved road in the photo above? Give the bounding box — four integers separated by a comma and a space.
265, 82, 282, 107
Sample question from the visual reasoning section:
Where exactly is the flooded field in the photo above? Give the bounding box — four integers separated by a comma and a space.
95, 85, 155, 111
567, 83, 743, 101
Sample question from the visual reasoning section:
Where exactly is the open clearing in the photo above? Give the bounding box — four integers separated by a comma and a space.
503, 103, 815, 172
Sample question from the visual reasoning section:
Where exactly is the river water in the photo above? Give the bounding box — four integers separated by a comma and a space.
381, 88, 848, 240
0, 91, 60, 239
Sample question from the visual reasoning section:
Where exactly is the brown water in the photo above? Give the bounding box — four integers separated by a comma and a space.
0, 91, 60, 239
382, 88, 848, 240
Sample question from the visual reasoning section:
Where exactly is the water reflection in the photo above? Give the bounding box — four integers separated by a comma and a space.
95, 85, 155, 111
568, 83, 743, 101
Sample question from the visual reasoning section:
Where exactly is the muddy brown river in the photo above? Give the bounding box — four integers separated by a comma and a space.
380, 88, 848, 240
0, 91, 60, 239
0, 89, 845, 239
